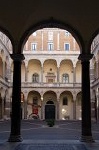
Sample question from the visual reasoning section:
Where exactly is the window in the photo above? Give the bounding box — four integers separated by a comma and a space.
62, 73, 69, 83
32, 73, 39, 83
63, 97, 68, 105
64, 43, 70, 51
31, 43, 37, 50
48, 43, 53, 50
65, 31, 70, 36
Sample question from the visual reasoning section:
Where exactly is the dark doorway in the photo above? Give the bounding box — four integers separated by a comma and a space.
45, 101, 55, 119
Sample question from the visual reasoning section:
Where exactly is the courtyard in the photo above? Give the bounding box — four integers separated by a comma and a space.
0, 120, 99, 150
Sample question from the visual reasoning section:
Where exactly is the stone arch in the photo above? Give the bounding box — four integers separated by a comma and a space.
43, 90, 57, 120
60, 91, 73, 120
27, 90, 41, 119
28, 59, 41, 82
60, 59, 73, 83
43, 59, 57, 83
76, 91, 82, 120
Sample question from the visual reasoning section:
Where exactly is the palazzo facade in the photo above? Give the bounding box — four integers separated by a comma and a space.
0, 28, 99, 121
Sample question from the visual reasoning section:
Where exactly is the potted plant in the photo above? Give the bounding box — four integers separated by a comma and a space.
46, 119, 55, 127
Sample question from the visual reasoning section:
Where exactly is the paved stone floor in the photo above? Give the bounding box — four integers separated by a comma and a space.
0, 140, 99, 150
0, 120, 99, 150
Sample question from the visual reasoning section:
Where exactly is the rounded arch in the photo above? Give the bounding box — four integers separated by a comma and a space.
20, 19, 84, 54
60, 90, 73, 120
60, 59, 73, 66
43, 59, 57, 83
43, 59, 57, 66
43, 90, 57, 104
43, 90, 57, 96
60, 90, 73, 99
60, 59, 73, 83
28, 59, 41, 82
27, 90, 41, 119
43, 90, 57, 120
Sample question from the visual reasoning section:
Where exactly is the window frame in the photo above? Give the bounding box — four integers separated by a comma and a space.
48, 42, 53, 51
62, 73, 69, 83
64, 43, 70, 51
31, 43, 37, 51
32, 73, 39, 83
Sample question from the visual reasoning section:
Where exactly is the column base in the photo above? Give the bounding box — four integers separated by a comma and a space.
8, 135, 23, 142
80, 135, 95, 143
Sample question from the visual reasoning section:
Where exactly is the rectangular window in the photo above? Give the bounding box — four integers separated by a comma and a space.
48, 43, 53, 50
31, 43, 37, 50
64, 43, 70, 51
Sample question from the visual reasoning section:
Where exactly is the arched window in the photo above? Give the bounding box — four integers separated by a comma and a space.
32, 73, 39, 83
62, 73, 69, 83
63, 97, 68, 105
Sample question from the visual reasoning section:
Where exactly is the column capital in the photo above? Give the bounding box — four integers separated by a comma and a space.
78, 54, 93, 61
10, 54, 25, 61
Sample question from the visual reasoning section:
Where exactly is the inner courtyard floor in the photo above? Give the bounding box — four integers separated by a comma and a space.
0, 120, 99, 150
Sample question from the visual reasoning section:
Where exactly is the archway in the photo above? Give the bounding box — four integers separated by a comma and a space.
45, 100, 55, 120
43, 91, 57, 120
60, 91, 73, 120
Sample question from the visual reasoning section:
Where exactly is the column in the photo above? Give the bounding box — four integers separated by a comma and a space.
78, 54, 94, 142
8, 54, 25, 142
96, 89, 99, 121
1, 96, 4, 120
57, 66, 60, 83
90, 62, 94, 82
24, 91, 28, 119
41, 96, 43, 120
73, 101, 76, 119
57, 99, 60, 120
41, 65, 43, 84
25, 61, 28, 82
73, 64, 76, 86
96, 60, 99, 79
2, 60, 5, 79
1, 91, 5, 120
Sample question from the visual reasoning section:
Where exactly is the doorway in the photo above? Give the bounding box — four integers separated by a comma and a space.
45, 100, 55, 119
